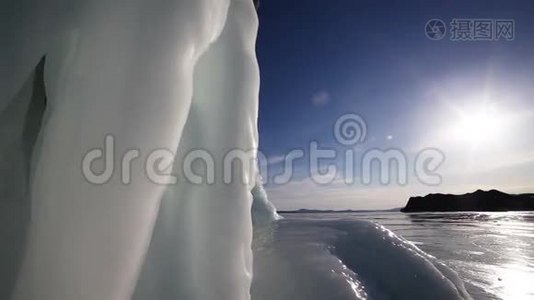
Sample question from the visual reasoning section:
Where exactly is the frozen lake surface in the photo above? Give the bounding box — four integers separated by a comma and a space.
252, 211, 534, 300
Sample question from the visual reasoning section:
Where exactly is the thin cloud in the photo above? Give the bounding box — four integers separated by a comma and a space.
311, 91, 331, 107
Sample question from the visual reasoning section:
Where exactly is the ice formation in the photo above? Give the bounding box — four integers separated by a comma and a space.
251, 183, 281, 226
1, 0, 262, 299
1, 1, 474, 300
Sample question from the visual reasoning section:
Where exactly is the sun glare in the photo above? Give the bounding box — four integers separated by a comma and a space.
450, 103, 505, 146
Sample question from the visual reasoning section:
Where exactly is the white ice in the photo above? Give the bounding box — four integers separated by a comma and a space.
1, 0, 260, 299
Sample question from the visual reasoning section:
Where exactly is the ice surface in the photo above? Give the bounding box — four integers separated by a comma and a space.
1, 0, 260, 299
333, 220, 472, 299
252, 217, 472, 300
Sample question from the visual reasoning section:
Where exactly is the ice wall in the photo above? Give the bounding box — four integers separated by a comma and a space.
134, 0, 260, 299
1, 0, 260, 299
0, 57, 47, 298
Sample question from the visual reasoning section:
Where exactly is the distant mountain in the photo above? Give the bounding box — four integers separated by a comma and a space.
401, 189, 534, 212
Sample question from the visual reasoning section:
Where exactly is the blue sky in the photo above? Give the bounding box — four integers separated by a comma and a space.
256, 0, 534, 210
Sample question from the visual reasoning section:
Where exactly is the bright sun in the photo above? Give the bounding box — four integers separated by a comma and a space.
451, 103, 505, 145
